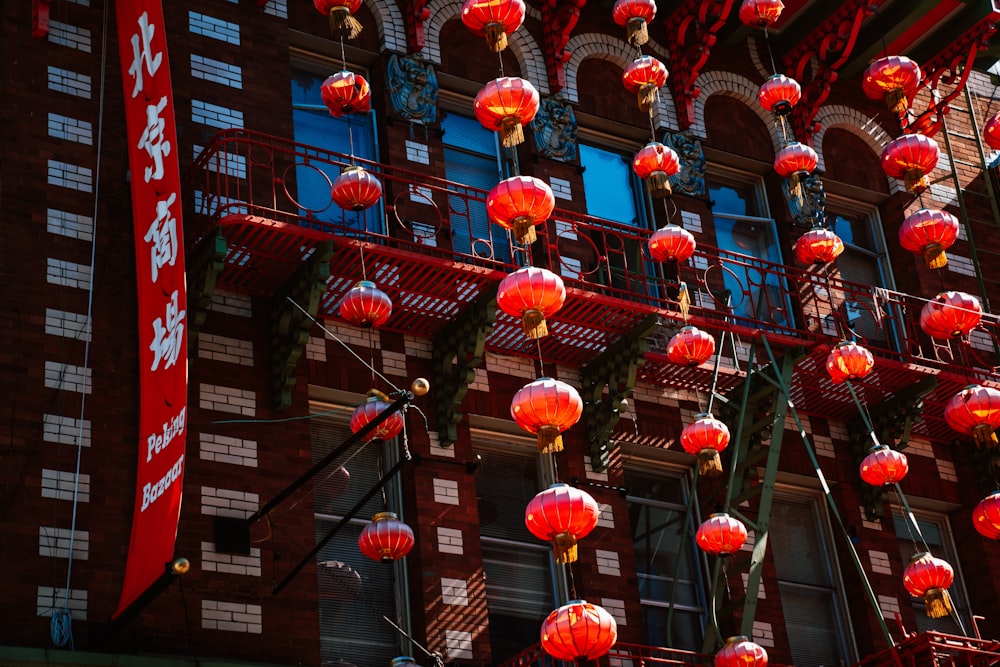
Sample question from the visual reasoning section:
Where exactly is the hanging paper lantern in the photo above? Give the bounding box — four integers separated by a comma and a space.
881, 133, 940, 194
774, 142, 818, 179
944, 384, 1000, 447
716, 636, 768, 667
681, 413, 730, 476
612, 0, 657, 46
321, 71, 372, 116
331, 166, 382, 211
903, 552, 955, 618
758, 74, 801, 117
339, 280, 393, 328
633, 142, 680, 198
540, 600, 618, 661
314, 0, 364, 39
622, 56, 668, 113
474, 77, 540, 148
461, 0, 526, 52
497, 267, 566, 339
859, 445, 909, 486
649, 225, 696, 263
666, 326, 715, 367
696, 513, 748, 556
862, 56, 922, 115
391, 658, 420, 667
973, 491, 1000, 540
350, 391, 405, 442
985, 112, 1000, 151
358, 512, 415, 562
486, 176, 555, 244
898, 208, 960, 270
825, 341, 874, 384
738, 0, 784, 28
524, 483, 600, 563
793, 227, 844, 265
919, 291, 982, 339
511, 377, 583, 453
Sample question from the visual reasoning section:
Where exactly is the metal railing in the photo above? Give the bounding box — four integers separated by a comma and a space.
851, 630, 1000, 666
499, 641, 712, 667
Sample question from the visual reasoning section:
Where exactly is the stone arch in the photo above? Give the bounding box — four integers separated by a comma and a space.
691, 70, 782, 150
813, 105, 899, 192
362, 0, 406, 54
422, 0, 463, 64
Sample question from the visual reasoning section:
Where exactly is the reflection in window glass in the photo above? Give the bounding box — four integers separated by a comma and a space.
580, 144, 641, 226
829, 210, 889, 344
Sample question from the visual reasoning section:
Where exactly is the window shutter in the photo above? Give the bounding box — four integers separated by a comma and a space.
778, 584, 847, 667
835, 247, 884, 343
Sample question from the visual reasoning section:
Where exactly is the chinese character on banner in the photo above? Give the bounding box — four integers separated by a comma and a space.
128, 11, 162, 98
138, 96, 170, 182
149, 290, 186, 372
144, 192, 178, 284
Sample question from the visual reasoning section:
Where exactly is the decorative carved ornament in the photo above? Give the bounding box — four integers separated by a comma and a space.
530, 96, 579, 161
542, 0, 586, 94
386, 53, 439, 124
663, 130, 707, 196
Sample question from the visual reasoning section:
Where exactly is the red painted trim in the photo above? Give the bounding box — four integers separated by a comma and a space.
884, 0, 962, 57
32, 0, 50, 39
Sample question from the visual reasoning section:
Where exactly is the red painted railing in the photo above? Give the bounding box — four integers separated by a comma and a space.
851, 631, 1000, 666
499, 641, 711, 666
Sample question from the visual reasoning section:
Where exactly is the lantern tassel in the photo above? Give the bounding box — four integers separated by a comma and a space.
521, 309, 548, 339
552, 533, 579, 564
923, 243, 947, 270
537, 425, 564, 454
647, 171, 672, 198
904, 169, 928, 194
499, 117, 525, 148
788, 172, 803, 201
924, 588, 953, 619
626, 17, 649, 46
886, 89, 908, 115
638, 83, 659, 113
329, 7, 363, 40
484, 22, 508, 52
698, 450, 723, 477
512, 215, 538, 245
973, 424, 998, 448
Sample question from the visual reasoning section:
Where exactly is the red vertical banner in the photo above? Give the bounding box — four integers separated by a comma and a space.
113, 0, 189, 618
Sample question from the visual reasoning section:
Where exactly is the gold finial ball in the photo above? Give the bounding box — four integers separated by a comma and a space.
171, 557, 191, 575
411, 378, 430, 396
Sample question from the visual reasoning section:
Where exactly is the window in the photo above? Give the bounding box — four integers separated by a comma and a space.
312, 413, 407, 666
291, 68, 382, 234
625, 469, 706, 652
769, 493, 853, 667
475, 447, 556, 663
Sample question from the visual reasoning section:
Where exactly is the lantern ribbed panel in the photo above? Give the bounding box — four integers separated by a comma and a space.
738, 0, 784, 27
758, 74, 800, 115
486, 176, 554, 243
862, 56, 921, 108
339, 280, 393, 327
985, 112, 1000, 151
510, 378, 583, 451
649, 225, 696, 263
681, 414, 730, 455
666, 326, 715, 366
825, 341, 874, 384
919, 291, 982, 339
881, 134, 939, 182
540, 600, 618, 661
774, 142, 818, 177
622, 56, 668, 93
696, 513, 748, 555
321, 71, 372, 116
315, 0, 363, 13
350, 394, 405, 442
793, 228, 844, 264
859, 446, 909, 486
461, 0, 526, 46
974, 492, 1000, 540
899, 208, 959, 269
903, 553, 954, 596
525, 483, 600, 562
716, 636, 768, 667
633, 142, 680, 178
358, 512, 415, 562
612, 0, 656, 26
474, 77, 539, 146
391, 657, 420, 667
331, 166, 383, 211
944, 384, 1000, 439
497, 267, 566, 337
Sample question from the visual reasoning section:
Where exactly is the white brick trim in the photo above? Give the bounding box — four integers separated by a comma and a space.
690, 70, 778, 147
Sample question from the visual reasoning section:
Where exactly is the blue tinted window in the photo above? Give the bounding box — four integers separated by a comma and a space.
580, 144, 641, 226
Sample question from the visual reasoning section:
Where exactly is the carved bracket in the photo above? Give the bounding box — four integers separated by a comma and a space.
581, 314, 658, 472
404, 0, 432, 52
783, 0, 874, 145
432, 287, 498, 447
186, 229, 227, 353
666, 0, 736, 130
271, 242, 333, 411
542, 0, 586, 94
903, 17, 998, 137
32, 0, 51, 38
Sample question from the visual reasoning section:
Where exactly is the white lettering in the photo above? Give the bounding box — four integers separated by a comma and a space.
146, 407, 187, 462
140, 454, 184, 512
128, 12, 162, 98
143, 192, 178, 284
149, 290, 186, 371
138, 96, 170, 182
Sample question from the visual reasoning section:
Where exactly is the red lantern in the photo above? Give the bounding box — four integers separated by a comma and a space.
649, 225, 696, 263
738, 0, 784, 28
716, 636, 768, 667
903, 552, 955, 618
881, 133, 939, 194
758, 74, 800, 116
973, 491, 1000, 540
944, 384, 1000, 447
486, 176, 554, 244
794, 227, 844, 265
612, 0, 656, 46
899, 208, 959, 270
524, 483, 600, 563
985, 112, 1000, 151
314, 0, 363, 38
862, 56, 921, 114
774, 142, 818, 178
461, 0, 525, 52
331, 165, 382, 211
696, 513, 747, 555
825, 341, 874, 384
622, 56, 668, 113
919, 291, 982, 339
511, 377, 583, 453
540, 600, 618, 661
859, 445, 909, 486
358, 512, 415, 562
339, 280, 392, 328
321, 71, 371, 116
350, 391, 405, 442
681, 413, 730, 476
633, 142, 680, 198
474, 77, 540, 148
498, 267, 566, 339
666, 326, 715, 367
